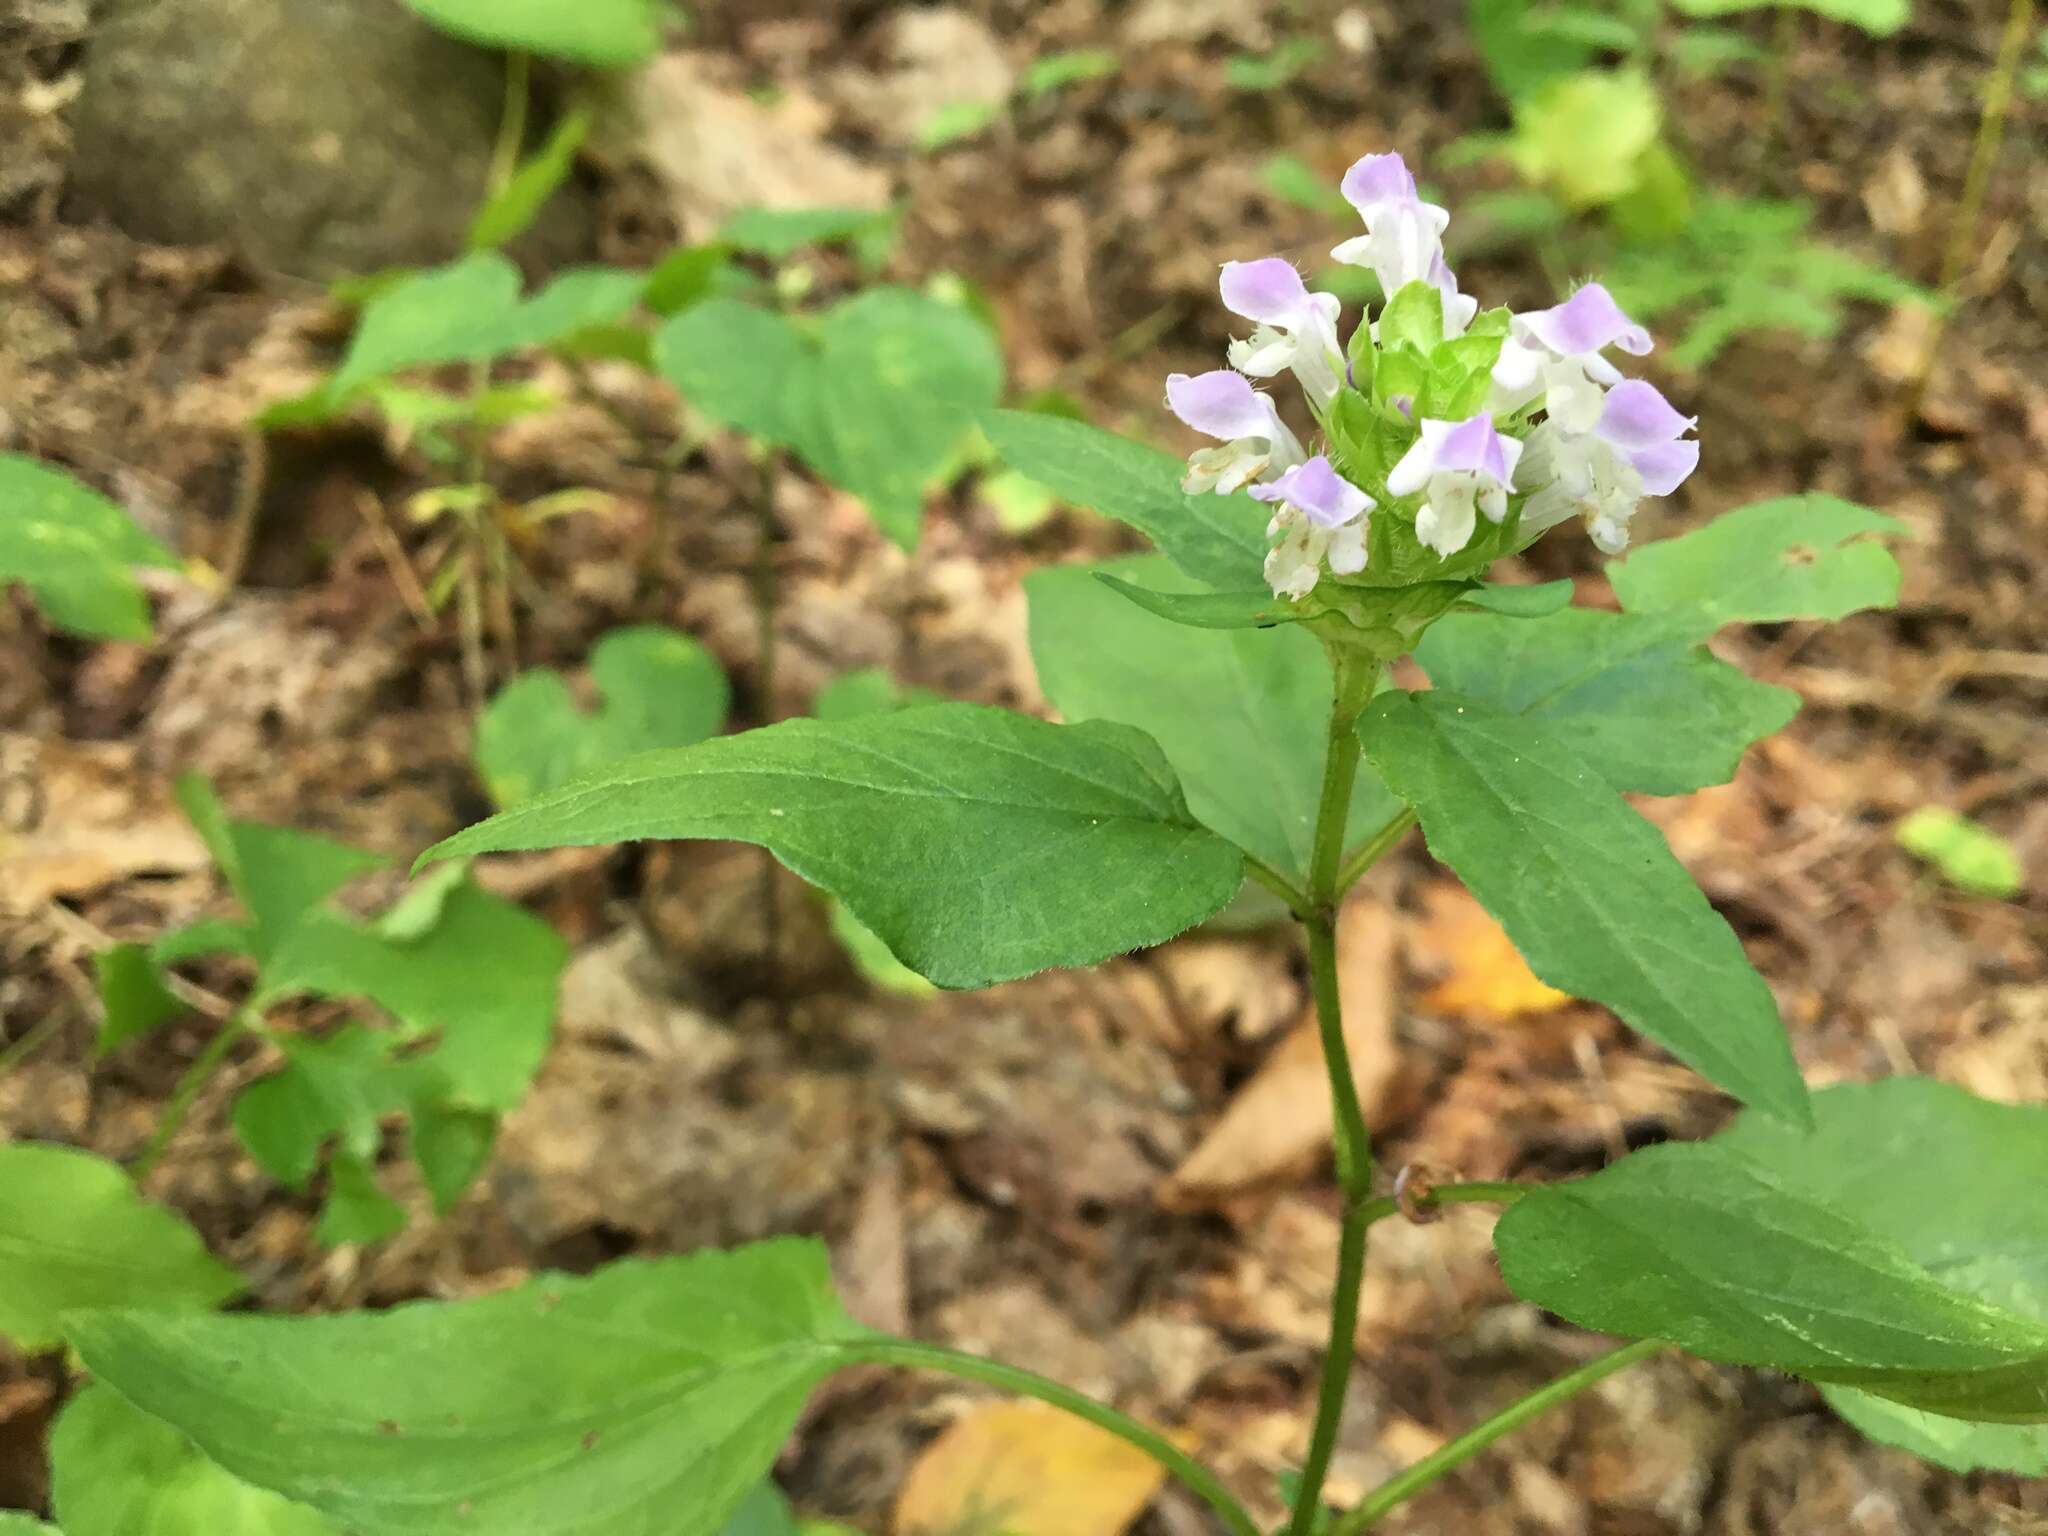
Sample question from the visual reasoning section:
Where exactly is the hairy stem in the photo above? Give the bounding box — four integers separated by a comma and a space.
1911, 0, 2035, 411
854, 1339, 1262, 1536
1287, 647, 1386, 1536
1330, 1339, 1667, 1532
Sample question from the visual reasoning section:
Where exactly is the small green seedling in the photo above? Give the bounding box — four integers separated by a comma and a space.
0, 454, 180, 641
94, 775, 565, 1244
1896, 806, 2025, 898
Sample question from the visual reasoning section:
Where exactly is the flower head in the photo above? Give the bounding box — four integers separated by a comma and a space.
1249, 455, 1374, 598
1518, 381, 1698, 553
1164, 150, 1698, 597
1220, 259, 1346, 411
1387, 415, 1525, 558
1490, 282, 1652, 431
1165, 369, 1306, 495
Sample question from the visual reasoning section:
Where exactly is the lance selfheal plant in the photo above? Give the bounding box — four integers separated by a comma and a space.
35, 151, 2048, 1536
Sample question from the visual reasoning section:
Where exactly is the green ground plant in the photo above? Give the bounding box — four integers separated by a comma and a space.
6, 4, 2044, 1531
11, 149, 2042, 1536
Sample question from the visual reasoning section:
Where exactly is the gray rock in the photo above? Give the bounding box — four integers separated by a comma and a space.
68, 0, 591, 277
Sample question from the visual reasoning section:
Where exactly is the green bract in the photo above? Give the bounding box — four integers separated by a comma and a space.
0, 453, 179, 640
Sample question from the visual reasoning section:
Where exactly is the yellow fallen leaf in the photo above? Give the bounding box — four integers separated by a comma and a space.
1413, 884, 1569, 1022
893, 1400, 1166, 1536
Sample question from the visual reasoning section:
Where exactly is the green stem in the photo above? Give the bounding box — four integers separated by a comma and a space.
1287, 647, 1383, 1536
1912, 0, 2035, 410
0, 1013, 64, 1078
488, 53, 531, 198
1329, 1339, 1666, 1533
1246, 857, 1310, 919
460, 50, 533, 688
1307, 650, 1379, 911
1334, 808, 1417, 899
853, 1339, 1261, 1536
130, 1020, 248, 1179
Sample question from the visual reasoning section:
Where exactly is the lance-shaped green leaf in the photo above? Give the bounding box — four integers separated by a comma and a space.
0, 1515, 58, 1534
0, 1145, 239, 1350
1097, 577, 1303, 631
1607, 494, 1905, 625
395, 0, 663, 65
478, 625, 731, 807
981, 411, 1267, 590
1895, 807, 2024, 899
65, 1240, 874, 1536
1669, 0, 1909, 38
1417, 496, 1902, 793
1496, 1137, 2048, 1421
423, 703, 1244, 989
1713, 1079, 2048, 1469
0, 453, 178, 640
1030, 557, 1401, 889
1418, 606, 1799, 794
51, 1384, 339, 1536
469, 110, 589, 250
1358, 691, 1807, 1120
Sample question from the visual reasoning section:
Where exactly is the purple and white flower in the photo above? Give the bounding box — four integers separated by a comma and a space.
1249, 455, 1375, 599
1386, 415, 1525, 558
1165, 369, 1307, 495
1331, 153, 1477, 336
1163, 149, 1701, 580
1220, 258, 1346, 411
1518, 380, 1698, 553
1490, 282, 1653, 433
